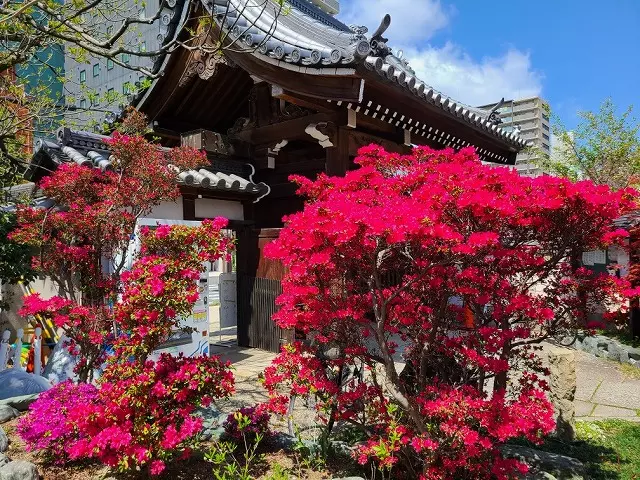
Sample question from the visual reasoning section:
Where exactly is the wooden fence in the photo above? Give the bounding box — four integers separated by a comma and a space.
237, 276, 293, 353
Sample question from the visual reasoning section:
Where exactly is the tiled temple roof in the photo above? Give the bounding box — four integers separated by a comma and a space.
25, 128, 270, 199
194, 0, 527, 150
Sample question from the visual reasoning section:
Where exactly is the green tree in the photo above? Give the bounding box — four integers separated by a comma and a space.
0, 210, 36, 309
539, 99, 640, 190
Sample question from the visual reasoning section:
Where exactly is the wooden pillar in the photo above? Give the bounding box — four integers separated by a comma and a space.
182, 195, 196, 221
326, 126, 350, 177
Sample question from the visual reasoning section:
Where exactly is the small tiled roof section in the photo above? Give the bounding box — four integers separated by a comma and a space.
25, 128, 270, 199
198, 0, 527, 150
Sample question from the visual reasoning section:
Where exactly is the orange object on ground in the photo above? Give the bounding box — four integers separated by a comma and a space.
463, 304, 475, 329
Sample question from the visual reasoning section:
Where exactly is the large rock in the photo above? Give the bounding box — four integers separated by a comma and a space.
0, 395, 39, 413
548, 348, 576, 442
0, 407, 18, 425
0, 453, 8, 468
502, 445, 584, 480
42, 337, 78, 384
0, 371, 50, 402
0, 428, 7, 453
0, 460, 39, 480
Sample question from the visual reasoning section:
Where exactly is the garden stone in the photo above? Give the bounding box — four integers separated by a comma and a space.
0, 454, 8, 468
0, 460, 39, 480
0, 370, 50, 402
0, 427, 7, 453
0, 407, 18, 425
548, 348, 576, 442
0, 395, 39, 413
524, 473, 557, 480
627, 347, 640, 362
331, 441, 355, 456
271, 433, 296, 451
502, 445, 584, 480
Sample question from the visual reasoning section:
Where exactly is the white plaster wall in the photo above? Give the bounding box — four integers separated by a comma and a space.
195, 198, 243, 221
144, 198, 244, 222
147, 197, 184, 220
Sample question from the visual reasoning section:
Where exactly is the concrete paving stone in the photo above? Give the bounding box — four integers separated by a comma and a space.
574, 400, 596, 417
591, 384, 640, 411
577, 415, 640, 423
591, 404, 639, 418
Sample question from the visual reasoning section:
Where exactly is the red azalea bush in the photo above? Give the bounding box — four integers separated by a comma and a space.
10, 113, 207, 381
16, 381, 99, 465
223, 406, 272, 444
262, 145, 637, 479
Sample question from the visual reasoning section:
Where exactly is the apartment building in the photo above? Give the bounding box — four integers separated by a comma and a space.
478, 96, 551, 176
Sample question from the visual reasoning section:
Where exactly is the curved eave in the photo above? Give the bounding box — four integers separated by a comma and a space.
358, 64, 527, 153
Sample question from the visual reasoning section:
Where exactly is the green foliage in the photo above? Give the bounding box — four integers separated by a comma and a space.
205, 412, 266, 480
521, 420, 640, 480
539, 98, 640, 190
0, 211, 35, 283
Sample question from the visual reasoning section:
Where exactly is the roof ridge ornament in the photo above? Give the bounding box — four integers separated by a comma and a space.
370, 14, 392, 57
487, 98, 505, 125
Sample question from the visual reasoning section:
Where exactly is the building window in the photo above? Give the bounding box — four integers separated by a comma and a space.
123, 82, 132, 95
543, 133, 550, 141
92, 63, 100, 77
543, 123, 550, 131
139, 42, 146, 53
542, 142, 550, 150
107, 58, 114, 70
79, 69, 86, 83
122, 53, 130, 64
80, 99, 86, 109
542, 113, 550, 121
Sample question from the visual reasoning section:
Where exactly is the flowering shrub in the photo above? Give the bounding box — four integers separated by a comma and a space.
263, 145, 637, 478
223, 406, 271, 444
10, 111, 207, 380
67, 353, 234, 475
17, 381, 99, 464
12, 111, 236, 476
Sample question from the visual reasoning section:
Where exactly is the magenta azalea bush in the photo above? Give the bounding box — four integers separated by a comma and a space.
17, 381, 99, 464
223, 406, 271, 444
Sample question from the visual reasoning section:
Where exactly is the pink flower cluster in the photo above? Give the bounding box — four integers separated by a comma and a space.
17, 382, 99, 464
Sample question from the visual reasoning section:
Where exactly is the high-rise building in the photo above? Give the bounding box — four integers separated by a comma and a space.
63, 0, 171, 129
477, 96, 551, 176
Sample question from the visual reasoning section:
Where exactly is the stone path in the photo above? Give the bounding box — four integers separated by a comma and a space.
212, 344, 640, 423
568, 348, 640, 422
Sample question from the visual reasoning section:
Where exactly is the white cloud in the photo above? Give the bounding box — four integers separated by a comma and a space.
338, 0, 543, 107
339, 0, 451, 43
402, 44, 543, 106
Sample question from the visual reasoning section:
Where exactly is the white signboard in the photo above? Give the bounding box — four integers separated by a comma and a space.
582, 250, 607, 266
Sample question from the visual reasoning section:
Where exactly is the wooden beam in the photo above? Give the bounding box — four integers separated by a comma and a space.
225, 49, 364, 102
231, 111, 342, 144
326, 127, 350, 176
348, 130, 410, 157
271, 85, 336, 114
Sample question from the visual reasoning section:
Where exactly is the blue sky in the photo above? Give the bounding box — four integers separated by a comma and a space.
338, 0, 640, 129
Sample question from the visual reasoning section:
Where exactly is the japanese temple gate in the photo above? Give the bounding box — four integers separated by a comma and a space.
26, 1, 528, 352
128, 0, 526, 352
